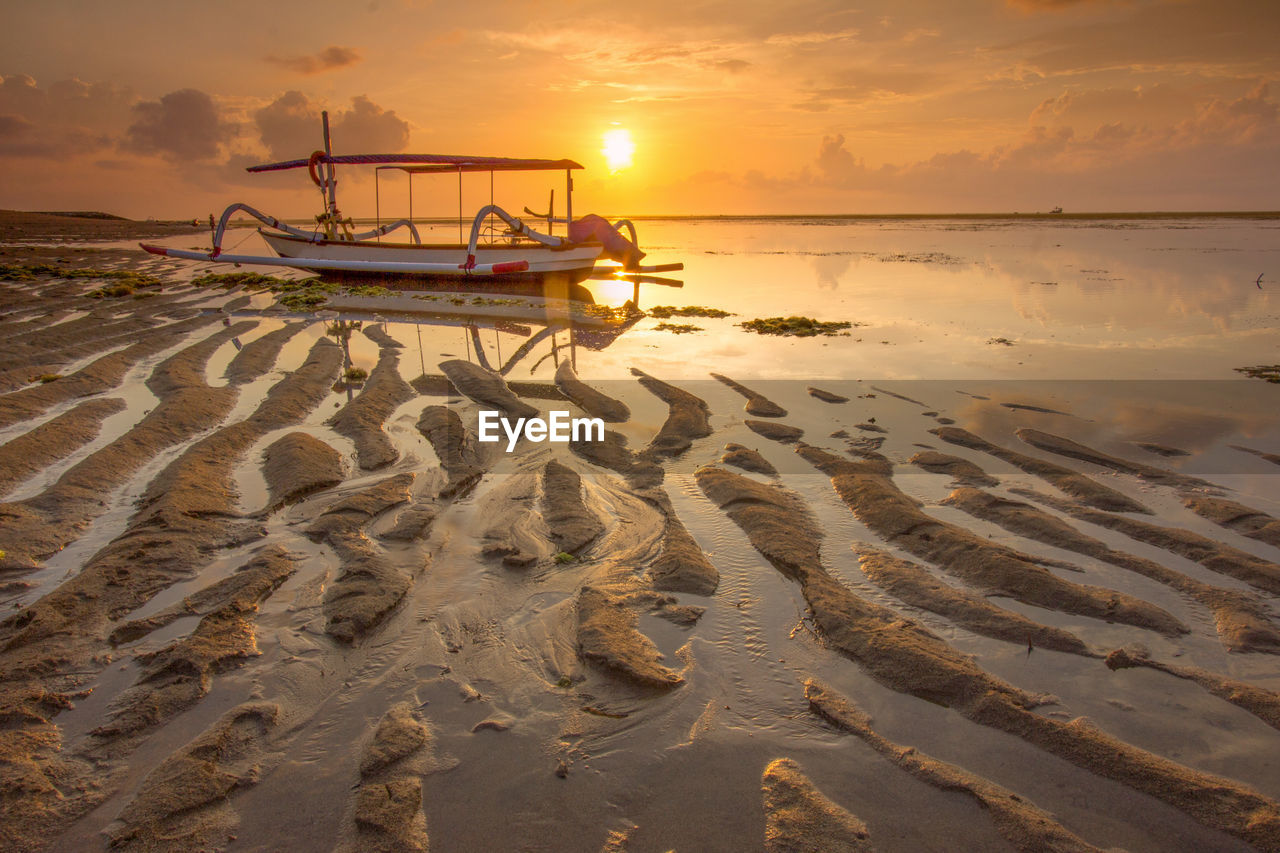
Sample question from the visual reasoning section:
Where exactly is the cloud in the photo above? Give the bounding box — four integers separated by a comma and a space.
331, 95, 410, 152
1005, 0, 1116, 9
125, 89, 234, 161
798, 82, 1280, 210
265, 45, 363, 75
255, 90, 322, 160
0, 74, 129, 158
254, 91, 409, 159
999, 0, 1278, 74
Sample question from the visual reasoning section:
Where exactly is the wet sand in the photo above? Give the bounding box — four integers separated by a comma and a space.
1, 214, 1279, 851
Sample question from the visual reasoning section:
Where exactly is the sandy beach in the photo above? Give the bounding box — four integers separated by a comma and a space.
1, 210, 1279, 852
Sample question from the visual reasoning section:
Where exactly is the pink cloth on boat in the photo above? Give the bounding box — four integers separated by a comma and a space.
568, 214, 645, 268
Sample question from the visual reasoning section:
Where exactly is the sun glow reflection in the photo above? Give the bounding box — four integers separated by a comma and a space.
602, 128, 634, 173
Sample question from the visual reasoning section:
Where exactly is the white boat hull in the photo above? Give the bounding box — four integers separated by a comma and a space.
260, 231, 602, 282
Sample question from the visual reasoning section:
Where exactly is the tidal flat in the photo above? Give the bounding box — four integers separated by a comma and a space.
1, 210, 1279, 852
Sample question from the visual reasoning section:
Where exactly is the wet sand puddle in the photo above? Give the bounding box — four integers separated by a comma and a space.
1, 217, 1279, 851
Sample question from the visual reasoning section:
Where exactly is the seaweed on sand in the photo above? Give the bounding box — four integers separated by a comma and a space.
190, 272, 389, 311
739, 316, 856, 337
648, 305, 733, 319
654, 322, 702, 334
1235, 365, 1280, 383
0, 263, 162, 296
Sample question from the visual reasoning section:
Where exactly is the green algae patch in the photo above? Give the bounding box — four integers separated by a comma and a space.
738, 316, 856, 337
648, 305, 733, 319
0, 263, 162, 296
654, 322, 703, 334
190, 271, 359, 312
190, 271, 298, 289
1236, 365, 1280, 383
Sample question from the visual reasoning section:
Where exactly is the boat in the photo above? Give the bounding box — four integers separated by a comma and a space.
139, 112, 682, 290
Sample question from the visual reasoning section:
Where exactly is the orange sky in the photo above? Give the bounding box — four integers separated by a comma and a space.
1, 0, 1277, 217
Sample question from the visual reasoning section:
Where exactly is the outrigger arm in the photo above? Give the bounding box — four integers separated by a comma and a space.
463, 204, 565, 269
206, 202, 422, 258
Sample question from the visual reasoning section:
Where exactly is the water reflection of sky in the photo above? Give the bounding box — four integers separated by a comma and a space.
141, 217, 1278, 383
578, 218, 1280, 381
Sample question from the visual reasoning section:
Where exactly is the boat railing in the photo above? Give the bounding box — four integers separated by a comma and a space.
209, 202, 421, 257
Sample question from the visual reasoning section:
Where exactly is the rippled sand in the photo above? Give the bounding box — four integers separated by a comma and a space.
1, 212, 1279, 852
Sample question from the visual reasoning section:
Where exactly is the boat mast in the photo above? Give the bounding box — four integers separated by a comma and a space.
322, 111, 338, 217
565, 169, 573, 225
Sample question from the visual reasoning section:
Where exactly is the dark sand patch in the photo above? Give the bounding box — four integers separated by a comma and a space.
570, 428, 662, 490
808, 386, 849, 404
1017, 488, 1280, 597
712, 373, 788, 418
944, 488, 1280, 653
908, 450, 998, 487
415, 405, 486, 497
0, 397, 125, 498
798, 445, 1187, 636
105, 702, 279, 852
349, 702, 433, 853
857, 549, 1095, 656
542, 460, 604, 555
1017, 428, 1213, 491
309, 474, 417, 643
576, 587, 683, 689
1137, 442, 1190, 458
806, 680, 1106, 853
1002, 403, 1071, 415
1182, 494, 1280, 549
869, 386, 928, 406
329, 335, 416, 471
439, 358, 538, 420
647, 495, 719, 597
631, 368, 712, 458
746, 420, 804, 444
762, 757, 871, 852
1105, 647, 1280, 732
1230, 444, 1280, 468
933, 426, 1151, 514
722, 443, 779, 477
555, 361, 630, 422
223, 322, 304, 384
262, 432, 345, 511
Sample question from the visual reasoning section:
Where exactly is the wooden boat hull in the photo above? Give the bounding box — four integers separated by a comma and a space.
260, 231, 603, 285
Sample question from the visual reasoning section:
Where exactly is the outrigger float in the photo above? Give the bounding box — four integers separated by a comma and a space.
140, 112, 682, 294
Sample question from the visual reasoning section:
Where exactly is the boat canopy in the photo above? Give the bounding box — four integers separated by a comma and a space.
246, 153, 583, 173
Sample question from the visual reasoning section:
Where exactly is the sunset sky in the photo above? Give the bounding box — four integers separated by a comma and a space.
2, 0, 1277, 217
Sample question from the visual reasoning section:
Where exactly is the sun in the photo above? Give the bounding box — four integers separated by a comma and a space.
602, 128, 634, 173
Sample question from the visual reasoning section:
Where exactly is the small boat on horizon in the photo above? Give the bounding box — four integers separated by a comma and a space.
140, 112, 682, 292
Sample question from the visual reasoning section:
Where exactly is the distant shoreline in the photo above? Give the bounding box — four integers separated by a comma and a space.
5, 208, 1278, 231
333, 210, 1280, 226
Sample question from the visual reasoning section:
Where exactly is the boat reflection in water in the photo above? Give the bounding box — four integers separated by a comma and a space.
305, 275, 646, 402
